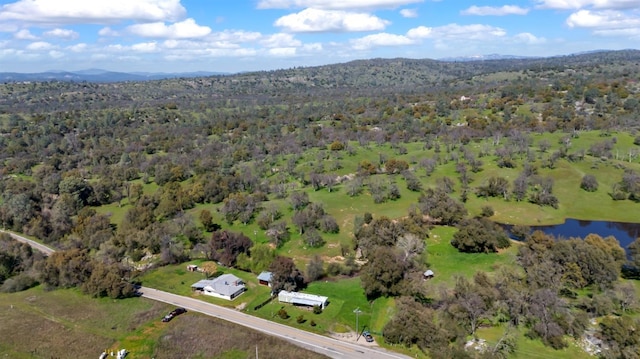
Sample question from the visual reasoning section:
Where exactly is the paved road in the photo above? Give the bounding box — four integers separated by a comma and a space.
141, 286, 410, 359
3, 229, 410, 359
1, 230, 55, 255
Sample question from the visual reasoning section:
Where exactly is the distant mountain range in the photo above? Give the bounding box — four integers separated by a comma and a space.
0, 50, 627, 83
437, 53, 539, 62
0, 69, 228, 83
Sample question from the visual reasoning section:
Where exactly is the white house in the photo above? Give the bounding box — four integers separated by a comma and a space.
278, 290, 329, 309
191, 274, 245, 300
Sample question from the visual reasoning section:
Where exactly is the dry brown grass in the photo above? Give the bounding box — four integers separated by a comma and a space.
0, 286, 327, 358
152, 314, 328, 359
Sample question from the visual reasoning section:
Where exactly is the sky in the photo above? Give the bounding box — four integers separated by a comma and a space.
0, 0, 638, 73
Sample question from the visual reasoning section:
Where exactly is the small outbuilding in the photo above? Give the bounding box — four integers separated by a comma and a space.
423, 269, 435, 280
257, 271, 273, 287
278, 290, 329, 309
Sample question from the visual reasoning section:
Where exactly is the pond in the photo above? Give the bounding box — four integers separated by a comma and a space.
503, 219, 640, 248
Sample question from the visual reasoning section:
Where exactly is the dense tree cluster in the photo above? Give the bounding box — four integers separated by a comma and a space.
450, 218, 511, 253
206, 230, 253, 267
418, 188, 467, 225
353, 213, 431, 300
268, 256, 305, 293
0, 233, 43, 292
39, 248, 136, 299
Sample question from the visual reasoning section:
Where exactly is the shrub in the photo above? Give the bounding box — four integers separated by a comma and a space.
326, 262, 342, 276
0, 273, 38, 293
319, 215, 339, 233
297, 315, 305, 324
310, 320, 317, 327
303, 229, 325, 248
480, 205, 494, 217
580, 174, 598, 192
313, 305, 323, 314
510, 225, 531, 240
277, 308, 289, 319
329, 141, 344, 151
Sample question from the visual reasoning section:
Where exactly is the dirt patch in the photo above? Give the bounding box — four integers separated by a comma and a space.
329, 331, 379, 347
321, 255, 344, 263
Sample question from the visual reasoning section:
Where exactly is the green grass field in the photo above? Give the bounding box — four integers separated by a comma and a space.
476, 326, 591, 359
426, 226, 521, 285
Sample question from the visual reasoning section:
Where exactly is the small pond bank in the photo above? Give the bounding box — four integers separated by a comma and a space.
500, 219, 640, 248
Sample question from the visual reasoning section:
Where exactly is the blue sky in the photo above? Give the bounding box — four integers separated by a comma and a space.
0, 0, 638, 73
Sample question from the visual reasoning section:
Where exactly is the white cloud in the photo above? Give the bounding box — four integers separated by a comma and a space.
513, 32, 547, 44
98, 27, 119, 37
258, 0, 423, 10
26, 41, 55, 50
91, 54, 108, 60
163, 39, 238, 50
209, 30, 262, 43
261, 33, 302, 48
406, 26, 432, 38
126, 18, 211, 39
407, 24, 507, 40
67, 43, 87, 52
274, 8, 390, 32
44, 28, 79, 40
592, 27, 640, 36
268, 47, 297, 56
302, 42, 323, 52
0, 48, 19, 58
461, 5, 529, 16
14, 29, 38, 40
0, 23, 18, 32
0, 0, 187, 25
105, 44, 125, 52
350, 32, 414, 50
536, 0, 640, 10
131, 42, 159, 52
48, 50, 64, 58
400, 8, 418, 18
165, 47, 259, 60
567, 10, 640, 34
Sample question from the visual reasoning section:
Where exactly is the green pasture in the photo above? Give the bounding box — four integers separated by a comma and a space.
251, 276, 394, 336
425, 226, 521, 285
476, 326, 590, 359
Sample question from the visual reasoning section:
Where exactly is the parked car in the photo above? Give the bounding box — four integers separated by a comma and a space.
171, 307, 187, 316
363, 331, 374, 343
162, 307, 187, 322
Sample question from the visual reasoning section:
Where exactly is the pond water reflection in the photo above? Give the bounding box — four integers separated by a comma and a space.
503, 219, 640, 248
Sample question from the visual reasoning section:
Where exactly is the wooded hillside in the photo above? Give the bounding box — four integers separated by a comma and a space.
1, 50, 640, 358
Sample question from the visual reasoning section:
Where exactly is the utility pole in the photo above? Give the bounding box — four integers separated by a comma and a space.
353, 307, 362, 341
